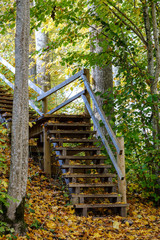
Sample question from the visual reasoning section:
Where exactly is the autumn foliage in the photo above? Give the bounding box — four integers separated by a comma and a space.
0, 127, 160, 239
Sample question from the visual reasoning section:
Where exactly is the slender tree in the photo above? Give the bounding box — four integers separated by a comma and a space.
7, 0, 30, 234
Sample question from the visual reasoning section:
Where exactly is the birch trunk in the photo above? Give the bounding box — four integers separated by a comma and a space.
7, 0, 30, 234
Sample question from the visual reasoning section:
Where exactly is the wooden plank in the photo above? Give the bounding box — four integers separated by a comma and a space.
75, 203, 129, 208
69, 183, 115, 187
46, 90, 85, 115
0, 73, 14, 89
63, 173, 116, 178
45, 122, 92, 127
56, 155, 107, 160
61, 165, 112, 169
29, 100, 43, 116
72, 193, 121, 198
43, 127, 51, 176
82, 95, 124, 180
37, 69, 84, 101
0, 56, 44, 95
48, 130, 96, 135
0, 56, 15, 73
53, 146, 99, 151
50, 138, 96, 143
82, 75, 122, 155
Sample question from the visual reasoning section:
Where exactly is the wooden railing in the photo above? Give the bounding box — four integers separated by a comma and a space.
0, 57, 124, 179
0, 56, 43, 116
36, 68, 124, 180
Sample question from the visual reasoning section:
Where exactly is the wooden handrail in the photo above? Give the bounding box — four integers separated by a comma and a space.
47, 90, 85, 115
37, 69, 85, 101
82, 95, 124, 180
81, 74, 122, 155
0, 56, 44, 95
0, 71, 43, 116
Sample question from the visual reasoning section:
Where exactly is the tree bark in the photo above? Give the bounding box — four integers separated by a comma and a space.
7, 0, 30, 234
35, 27, 50, 88
142, 2, 160, 146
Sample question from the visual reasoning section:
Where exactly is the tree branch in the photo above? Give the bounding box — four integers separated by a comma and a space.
103, 1, 147, 45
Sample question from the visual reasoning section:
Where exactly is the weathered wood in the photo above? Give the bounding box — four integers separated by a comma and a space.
61, 165, 112, 169
46, 90, 85, 115
43, 127, 51, 176
72, 193, 121, 198
74, 203, 128, 208
82, 74, 122, 155
37, 69, 85, 101
50, 138, 96, 143
56, 155, 107, 160
84, 69, 90, 115
45, 122, 92, 127
117, 137, 127, 217
69, 183, 115, 187
0, 73, 42, 115
42, 85, 48, 114
82, 95, 124, 180
53, 146, 99, 151
0, 56, 44, 95
48, 130, 96, 135
63, 173, 116, 178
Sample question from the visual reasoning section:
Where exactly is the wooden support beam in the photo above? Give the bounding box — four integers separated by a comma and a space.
117, 137, 127, 217
43, 127, 51, 176
42, 86, 48, 114
84, 69, 90, 115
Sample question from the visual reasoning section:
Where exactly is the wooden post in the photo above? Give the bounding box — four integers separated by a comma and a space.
117, 137, 127, 216
42, 85, 48, 114
84, 69, 90, 115
43, 127, 51, 176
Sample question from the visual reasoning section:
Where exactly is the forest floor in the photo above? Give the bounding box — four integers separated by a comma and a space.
0, 129, 160, 240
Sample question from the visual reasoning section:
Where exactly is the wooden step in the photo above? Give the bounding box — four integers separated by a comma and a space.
74, 203, 128, 209
0, 96, 13, 101
45, 122, 92, 127
0, 99, 13, 104
71, 193, 121, 198
48, 130, 96, 135
0, 104, 12, 109
69, 183, 115, 188
61, 165, 112, 169
53, 146, 99, 151
56, 155, 107, 160
63, 173, 116, 178
50, 138, 97, 144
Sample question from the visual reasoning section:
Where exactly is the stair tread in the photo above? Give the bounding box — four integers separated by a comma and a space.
53, 146, 99, 151
63, 173, 116, 178
45, 122, 92, 127
61, 164, 112, 169
69, 183, 115, 187
72, 193, 121, 198
74, 203, 129, 208
57, 155, 107, 160
50, 138, 97, 143
48, 130, 96, 134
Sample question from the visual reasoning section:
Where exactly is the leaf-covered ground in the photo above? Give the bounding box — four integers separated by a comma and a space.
0, 128, 160, 240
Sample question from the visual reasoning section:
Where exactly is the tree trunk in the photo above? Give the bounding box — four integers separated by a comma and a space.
91, 31, 113, 123
7, 0, 30, 234
35, 27, 50, 88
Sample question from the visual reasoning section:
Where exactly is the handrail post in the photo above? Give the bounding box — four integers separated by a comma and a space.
42, 85, 48, 114
117, 137, 127, 216
84, 69, 90, 115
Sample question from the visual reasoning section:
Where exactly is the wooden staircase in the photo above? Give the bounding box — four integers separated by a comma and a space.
0, 57, 128, 217
29, 114, 128, 217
